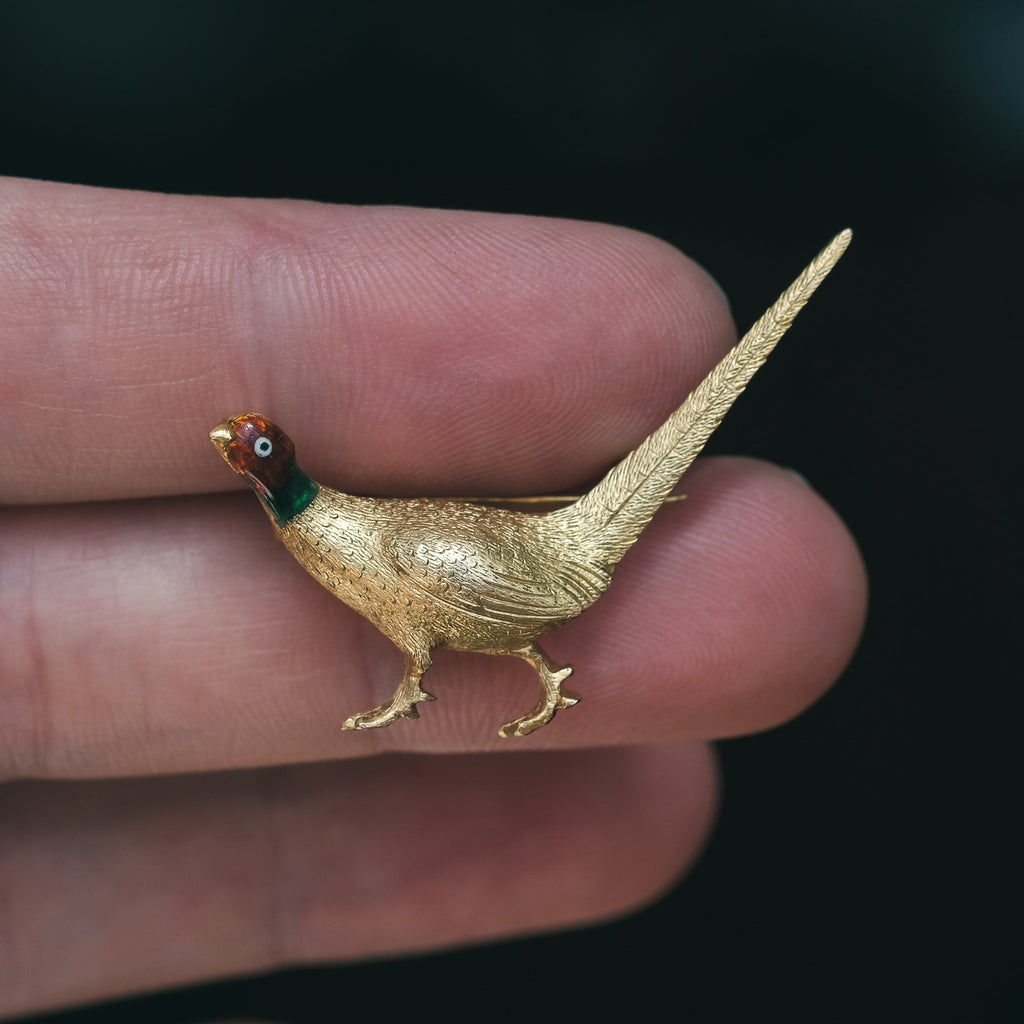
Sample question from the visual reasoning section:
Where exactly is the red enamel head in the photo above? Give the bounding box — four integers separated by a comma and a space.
209, 412, 297, 497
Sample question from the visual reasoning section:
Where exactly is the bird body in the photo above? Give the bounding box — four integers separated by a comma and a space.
211, 230, 851, 737
278, 489, 612, 657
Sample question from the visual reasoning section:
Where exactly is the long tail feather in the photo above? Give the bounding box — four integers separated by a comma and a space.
554, 229, 852, 568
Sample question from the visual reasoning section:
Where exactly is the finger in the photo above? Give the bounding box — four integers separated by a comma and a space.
0, 741, 716, 1017
0, 177, 732, 504
0, 458, 865, 779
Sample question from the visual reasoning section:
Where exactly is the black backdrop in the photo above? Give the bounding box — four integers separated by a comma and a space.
3, 2, 1019, 1022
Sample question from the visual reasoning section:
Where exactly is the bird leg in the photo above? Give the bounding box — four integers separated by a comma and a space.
498, 642, 580, 738
341, 651, 436, 731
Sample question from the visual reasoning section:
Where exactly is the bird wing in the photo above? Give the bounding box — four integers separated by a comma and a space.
382, 511, 609, 626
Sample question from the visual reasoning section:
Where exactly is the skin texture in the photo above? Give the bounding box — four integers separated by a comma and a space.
0, 177, 867, 1016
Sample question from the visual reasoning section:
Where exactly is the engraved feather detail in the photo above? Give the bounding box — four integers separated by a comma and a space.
210, 230, 850, 737
556, 228, 852, 569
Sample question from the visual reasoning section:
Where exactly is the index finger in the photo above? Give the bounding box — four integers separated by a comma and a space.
0, 177, 733, 505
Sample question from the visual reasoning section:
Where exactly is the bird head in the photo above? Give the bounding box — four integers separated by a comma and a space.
209, 413, 297, 500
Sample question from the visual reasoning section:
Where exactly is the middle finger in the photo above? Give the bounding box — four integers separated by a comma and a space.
0, 457, 864, 780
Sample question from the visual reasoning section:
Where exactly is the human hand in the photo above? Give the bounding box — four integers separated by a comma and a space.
0, 178, 866, 1016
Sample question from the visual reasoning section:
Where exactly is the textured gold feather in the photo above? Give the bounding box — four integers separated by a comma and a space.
556, 228, 852, 569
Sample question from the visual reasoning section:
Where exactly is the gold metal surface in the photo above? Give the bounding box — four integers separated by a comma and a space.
210, 230, 851, 737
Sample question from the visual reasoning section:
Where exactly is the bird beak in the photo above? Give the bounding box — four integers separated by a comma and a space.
209, 423, 233, 455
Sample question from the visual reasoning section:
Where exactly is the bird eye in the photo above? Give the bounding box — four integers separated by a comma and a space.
254, 436, 273, 458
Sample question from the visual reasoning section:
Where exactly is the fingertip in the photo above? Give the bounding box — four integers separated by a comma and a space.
557, 456, 867, 742
587, 739, 720, 920
2, 183, 737, 502
279, 741, 720, 959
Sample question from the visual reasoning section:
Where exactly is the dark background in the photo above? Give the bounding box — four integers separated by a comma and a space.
3, 1, 1019, 1021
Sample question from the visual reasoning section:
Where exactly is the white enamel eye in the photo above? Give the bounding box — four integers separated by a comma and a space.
254, 436, 273, 458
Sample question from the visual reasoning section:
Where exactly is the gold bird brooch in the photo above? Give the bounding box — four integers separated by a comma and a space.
211, 230, 850, 737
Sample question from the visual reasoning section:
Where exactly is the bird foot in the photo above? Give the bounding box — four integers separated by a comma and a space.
341, 685, 436, 731
498, 687, 581, 738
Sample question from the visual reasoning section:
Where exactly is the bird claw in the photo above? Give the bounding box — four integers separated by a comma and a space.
342, 703, 419, 731
498, 690, 581, 738
498, 718, 537, 738
341, 685, 436, 731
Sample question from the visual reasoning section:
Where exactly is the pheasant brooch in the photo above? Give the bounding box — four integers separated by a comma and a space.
211, 230, 850, 737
